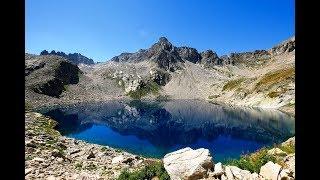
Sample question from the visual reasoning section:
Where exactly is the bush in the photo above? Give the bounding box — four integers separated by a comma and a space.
225, 148, 276, 173
117, 161, 170, 180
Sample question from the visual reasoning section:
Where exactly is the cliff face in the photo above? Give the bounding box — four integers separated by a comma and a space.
25, 55, 81, 97
40, 50, 95, 65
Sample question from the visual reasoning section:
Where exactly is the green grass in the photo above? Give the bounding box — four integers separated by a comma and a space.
225, 148, 276, 173
127, 81, 160, 99
117, 161, 169, 180
222, 78, 245, 91
278, 143, 295, 154
225, 139, 295, 173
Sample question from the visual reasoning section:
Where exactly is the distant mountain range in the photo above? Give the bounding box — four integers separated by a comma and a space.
40, 50, 95, 65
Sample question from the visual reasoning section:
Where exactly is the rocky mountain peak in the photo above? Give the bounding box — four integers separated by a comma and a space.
151, 37, 173, 52
40, 50, 95, 65
269, 36, 295, 55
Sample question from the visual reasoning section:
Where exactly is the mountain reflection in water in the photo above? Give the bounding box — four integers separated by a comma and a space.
38, 100, 295, 162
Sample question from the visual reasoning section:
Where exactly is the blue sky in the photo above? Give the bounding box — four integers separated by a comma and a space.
26, 0, 294, 62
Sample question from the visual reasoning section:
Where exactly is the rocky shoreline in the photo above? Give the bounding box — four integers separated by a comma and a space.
25, 111, 295, 180
25, 111, 158, 180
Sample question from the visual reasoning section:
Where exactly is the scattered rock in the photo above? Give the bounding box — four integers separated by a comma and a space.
163, 147, 213, 180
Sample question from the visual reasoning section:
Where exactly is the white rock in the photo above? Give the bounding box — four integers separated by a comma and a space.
112, 155, 124, 164
57, 157, 64, 163
213, 162, 224, 176
225, 166, 234, 180
163, 147, 213, 180
32, 157, 45, 162
250, 172, 260, 179
25, 168, 33, 175
281, 137, 295, 147
259, 161, 281, 180
221, 174, 228, 180
46, 175, 57, 180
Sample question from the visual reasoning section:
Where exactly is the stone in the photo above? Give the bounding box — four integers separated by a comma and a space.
212, 162, 224, 176
70, 149, 81, 155
122, 157, 134, 164
228, 165, 251, 179
51, 149, 64, 158
87, 151, 96, 159
26, 140, 37, 148
163, 147, 214, 180
112, 155, 125, 164
259, 161, 282, 180
224, 166, 234, 180
25, 168, 33, 175
57, 157, 64, 163
284, 154, 295, 178
267, 148, 287, 156
33, 157, 45, 162
279, 168, 294, 180
46, 175, 57, 180
250, 172, 260, 179
282, 137, 295, 147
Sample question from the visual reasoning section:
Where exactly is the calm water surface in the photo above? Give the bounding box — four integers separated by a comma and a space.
38, 100, 295, 162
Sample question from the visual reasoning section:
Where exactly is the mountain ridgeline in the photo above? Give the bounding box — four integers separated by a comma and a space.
26, 36, 295, 115
40, 50, 95, 65
109, 37, 295, 70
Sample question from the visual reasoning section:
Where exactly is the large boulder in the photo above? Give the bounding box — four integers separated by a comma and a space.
163, 147, 214, 180
259, 161, 282, 180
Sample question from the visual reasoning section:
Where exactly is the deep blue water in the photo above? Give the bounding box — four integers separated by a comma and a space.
38, 100, 295, 162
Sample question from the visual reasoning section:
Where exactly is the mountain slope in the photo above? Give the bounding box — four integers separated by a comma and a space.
25, 37, 295, 115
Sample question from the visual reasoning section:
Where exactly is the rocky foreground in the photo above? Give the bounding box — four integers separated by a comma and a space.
25, 111, 295, 180
25, 111, 158, 180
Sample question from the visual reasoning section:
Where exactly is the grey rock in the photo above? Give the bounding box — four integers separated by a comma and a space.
163, 147, 214, 180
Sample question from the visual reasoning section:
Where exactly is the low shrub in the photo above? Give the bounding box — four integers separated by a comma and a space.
117, 161, 169, 180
